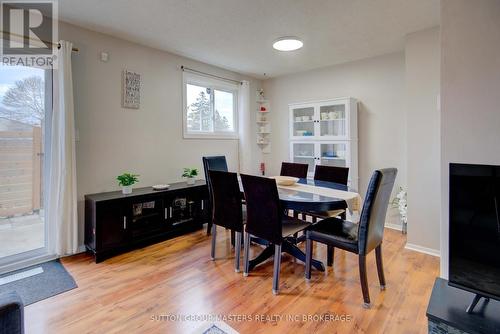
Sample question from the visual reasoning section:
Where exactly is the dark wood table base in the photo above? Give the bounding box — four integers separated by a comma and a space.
248, 238, 325, 272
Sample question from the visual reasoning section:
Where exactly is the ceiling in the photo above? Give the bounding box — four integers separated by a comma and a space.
59, 0, 440, 79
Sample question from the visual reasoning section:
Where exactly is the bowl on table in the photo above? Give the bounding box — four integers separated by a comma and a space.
271, 176, 299, 186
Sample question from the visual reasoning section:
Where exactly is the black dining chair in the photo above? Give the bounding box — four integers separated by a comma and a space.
307, 165, 351, 261
280, 162, 309, 179
314, 165, 349, 185
202, 156, 228, 235
310, 165, 350, 220
240, 174, 310, 295
208, 170, 244, 272
305, 168, 397, 308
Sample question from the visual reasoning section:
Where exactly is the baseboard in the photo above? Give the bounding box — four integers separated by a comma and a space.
405, 243, 440, 257
76, 245, 86, 254
385, 223, 402, 231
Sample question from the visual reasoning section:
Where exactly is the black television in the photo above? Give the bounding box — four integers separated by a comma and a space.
449, 163, 500, 311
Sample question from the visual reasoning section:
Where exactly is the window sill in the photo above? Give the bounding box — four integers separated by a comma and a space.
183, 133, 239, 140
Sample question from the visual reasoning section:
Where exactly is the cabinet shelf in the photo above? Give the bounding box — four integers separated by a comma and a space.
320, 118, 345, 122
321, 156, 346, 160
294, 155, 314, 159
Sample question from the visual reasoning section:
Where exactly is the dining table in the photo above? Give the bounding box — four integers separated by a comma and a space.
242, 177, 361, 273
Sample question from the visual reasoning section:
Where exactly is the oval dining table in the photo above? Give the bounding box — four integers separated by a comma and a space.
243, 178, 353, 273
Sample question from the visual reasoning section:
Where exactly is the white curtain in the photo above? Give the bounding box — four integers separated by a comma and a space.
47, 40, 78, 256
238, 81, 251, 173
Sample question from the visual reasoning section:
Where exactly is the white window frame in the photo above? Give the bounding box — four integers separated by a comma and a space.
182, 71, 239, 139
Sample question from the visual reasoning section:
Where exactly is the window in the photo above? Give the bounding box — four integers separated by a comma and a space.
183, 72, 238, 139
0, 64, 52, 266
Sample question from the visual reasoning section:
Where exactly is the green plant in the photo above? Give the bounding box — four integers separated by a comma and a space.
182, 168, 198, 178
116, 173, 139, 186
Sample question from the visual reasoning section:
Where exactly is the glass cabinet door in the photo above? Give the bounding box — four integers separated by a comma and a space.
319, 104, 346, 138
319, 143, 348, 168
291, 142, 315, 173
292, 107, 315, 138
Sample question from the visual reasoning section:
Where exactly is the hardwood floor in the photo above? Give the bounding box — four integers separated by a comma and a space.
25, 226, 439, 334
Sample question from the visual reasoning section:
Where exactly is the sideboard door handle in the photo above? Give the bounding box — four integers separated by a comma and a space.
123, 216, 127, 229
165, 208, 168, 219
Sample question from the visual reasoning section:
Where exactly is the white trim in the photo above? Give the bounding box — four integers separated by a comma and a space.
0, 254, 58, 276
384, 223, 403, 231
182, 71, 239, 139
405, 243, 440, 257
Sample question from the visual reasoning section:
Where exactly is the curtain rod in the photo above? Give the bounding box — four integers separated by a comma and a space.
181, 65, 242, 85
0, 31, 79, 52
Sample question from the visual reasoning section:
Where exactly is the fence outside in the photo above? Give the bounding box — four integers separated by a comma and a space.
0, 127, 42, 217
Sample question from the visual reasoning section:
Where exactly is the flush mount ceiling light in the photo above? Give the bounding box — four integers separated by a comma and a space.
272, 37, 303, 51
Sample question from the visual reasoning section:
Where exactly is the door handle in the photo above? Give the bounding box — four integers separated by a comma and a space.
165, 208, 168, 219
123, 216, 127, 229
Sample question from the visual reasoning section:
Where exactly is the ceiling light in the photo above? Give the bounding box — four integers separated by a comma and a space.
272, 37, 303, 51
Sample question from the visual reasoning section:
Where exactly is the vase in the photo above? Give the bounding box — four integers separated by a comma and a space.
186, 178, 195, 185
122, 185, 132, 194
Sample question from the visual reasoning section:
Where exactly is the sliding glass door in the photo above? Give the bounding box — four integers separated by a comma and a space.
0, 65, 52, 270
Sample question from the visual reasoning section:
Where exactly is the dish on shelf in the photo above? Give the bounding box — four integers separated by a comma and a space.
152, 184, 170, 190
270, 176, 299, 186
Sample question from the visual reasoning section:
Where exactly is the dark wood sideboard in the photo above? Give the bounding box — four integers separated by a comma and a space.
85, 180, 208, 262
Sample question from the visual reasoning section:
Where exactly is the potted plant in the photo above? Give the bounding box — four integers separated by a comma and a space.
182, 168, 198, 185
116, 173, 139, 194
391, 186, 408, 234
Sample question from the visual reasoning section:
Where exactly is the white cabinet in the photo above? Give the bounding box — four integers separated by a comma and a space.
289, 98, 358, 189
289, 98, 357, 140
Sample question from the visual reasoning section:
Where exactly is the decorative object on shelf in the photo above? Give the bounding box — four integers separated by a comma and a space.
391, 186, 408, 234
122, 69, 141, 109
182, 168, 199, 185
260, 106, 267, 112
257, 88, 265, 101
260, 162, 266, 176
116, 172, 139, 194
152, 184, 170, 190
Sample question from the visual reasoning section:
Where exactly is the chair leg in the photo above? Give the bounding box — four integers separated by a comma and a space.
375, 244, 386, 289
272, 244, 282, 295
305, 238, 312, 280
359, 254, 370, 308
234, 232, 241, 273
210, 224, 217, 260
207, 220, 212, 235
327, 245, 334, 266
230, 230, 235, 247
243, 232, 251, 276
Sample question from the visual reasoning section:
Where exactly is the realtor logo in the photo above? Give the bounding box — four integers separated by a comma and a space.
1, 0, 57, 67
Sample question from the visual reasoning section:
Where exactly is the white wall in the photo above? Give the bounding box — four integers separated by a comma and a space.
405, 27, 441, 255
440, 0, 500, 277
262, 52, 407, 225
59, 22, 262, 247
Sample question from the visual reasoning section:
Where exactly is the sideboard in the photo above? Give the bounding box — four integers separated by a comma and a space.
85, 180, 208, 262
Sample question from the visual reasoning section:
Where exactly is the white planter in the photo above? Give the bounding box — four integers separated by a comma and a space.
186, 178, 195, 185
122, 185, 133, 194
